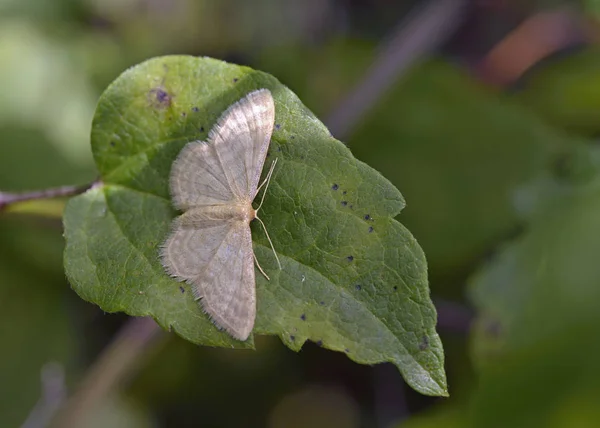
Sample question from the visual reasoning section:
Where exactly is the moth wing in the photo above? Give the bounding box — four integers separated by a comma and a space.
169, 141, 235, 210
160, 211, 229, 280
196, 220, 255, 341
160, 211, 255, 341
208, 89, 275, 200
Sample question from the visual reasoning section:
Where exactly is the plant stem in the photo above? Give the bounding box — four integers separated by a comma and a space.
326, 0, 467, 140
21, 363, 67, 428
50, 317, 165, 428
0, 180, 100, 212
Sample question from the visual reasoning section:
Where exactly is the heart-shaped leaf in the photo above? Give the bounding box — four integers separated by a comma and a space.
63, 55, 447, 396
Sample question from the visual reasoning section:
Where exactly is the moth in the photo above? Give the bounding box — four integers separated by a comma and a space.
160, 89, 280, 341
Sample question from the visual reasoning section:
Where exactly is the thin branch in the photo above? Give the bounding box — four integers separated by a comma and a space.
51, 317, 165, 428
21, 363, 67, 428
0, 180, 101, 212
326, 0, 467, 140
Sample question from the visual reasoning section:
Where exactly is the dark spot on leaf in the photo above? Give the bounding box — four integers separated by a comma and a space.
316, 340, 323, 347
419, 335, 429, 351
275, 124, 281, 130
233, 78, 239, 83
200, 127, 205, 132
342, 191, 347, 195
332, 184, 339, 190
393, 286, 398, 291
355, 284, 361, 291
291, 135, 295, 139
364, 214, 371, 221
300, 314, 306, 321
341, 201, 348, 206
290, 335, 295, 341
192, 106, 199, 112
149, 87, 171, 108
110, 141, 116, 147
368, 226, 374, 233
179, 286, 185, 293
181, 112, 186, 117
347, 255, 354, 262
277, 146, 282, 151
344, 348, 350, 353
319, 301, 325, 305
349, 205, 353, 209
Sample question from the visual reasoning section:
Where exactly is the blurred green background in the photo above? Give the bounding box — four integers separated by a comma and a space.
3, 0, 600, 427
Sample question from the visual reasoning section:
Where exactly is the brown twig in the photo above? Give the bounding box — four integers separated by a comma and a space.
51, 317, 165, 428
326, 0, 467, 140
0, 180, 100, 212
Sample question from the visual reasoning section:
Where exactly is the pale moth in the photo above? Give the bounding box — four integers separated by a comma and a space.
160, 89, 280, 341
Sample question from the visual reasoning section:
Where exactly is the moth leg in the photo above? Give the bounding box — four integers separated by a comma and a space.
253, 252, 270, 281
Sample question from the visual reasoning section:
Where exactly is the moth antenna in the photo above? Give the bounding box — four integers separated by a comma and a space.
255, 215, 282, 270
253, 252, 270, 281
256, 158, 278, 212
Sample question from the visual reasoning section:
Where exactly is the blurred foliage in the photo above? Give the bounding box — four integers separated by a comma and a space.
0, 14, 96, 426
81, 394, 155, 428
518, 49, 600, 137
0, 216, 76, 427
0, 23, 96, 173
267, 385, 360, 428
3, 0, 600, 426
465, 144, 600, 427
585, 0, 600, 19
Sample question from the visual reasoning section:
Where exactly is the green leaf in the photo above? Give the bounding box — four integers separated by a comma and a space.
469, 156, 600, 366
585, 0, 600, 21
464, 150, 600, 426
63, 55, 446, 396
518, 48, 600, 137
